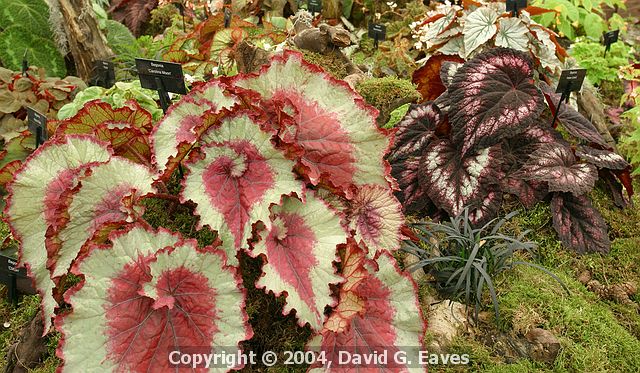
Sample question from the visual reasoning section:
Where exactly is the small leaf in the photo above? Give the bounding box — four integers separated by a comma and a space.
575, 146, 629, 170
551, 192, 610, 253
519, 143, 597, 196
462, 7, 498, 58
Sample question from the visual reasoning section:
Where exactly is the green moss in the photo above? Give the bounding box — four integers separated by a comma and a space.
355, 76, 419, 118
299, 50, 348, 79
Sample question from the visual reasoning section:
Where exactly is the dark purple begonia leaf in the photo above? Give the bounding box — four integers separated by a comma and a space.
599, 169, 630, 208
575, 146, 629, 170
501, 177, 548, 209
551, 192, 611, 254
448, 48, 544, 155
389, 103, 441, 161
419, 139, 502, 217
391, 155, 432, 214
539, 82, 608, 147
519, 143, 597, 196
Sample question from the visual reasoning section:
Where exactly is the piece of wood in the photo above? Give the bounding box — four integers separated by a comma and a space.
53, 0, 114, 81
3, 311, 47, 373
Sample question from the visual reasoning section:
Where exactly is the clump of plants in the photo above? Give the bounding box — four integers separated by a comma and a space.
57, 80, 162, 121
403, 208, 568, 322
389, 47, 632, 254
530, 0, 627, 40
410, 1, 567, 101
4, 51, 426, 371
619, 63, 640, 174
569, 38, 633, 85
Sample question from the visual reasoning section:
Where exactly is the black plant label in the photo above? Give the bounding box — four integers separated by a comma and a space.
308, 0, 322, 14
602, 29, 619, 51
27, 107, 47, 147
556, 68, 586, 94
92, 60, 115, 89
368, 23, 387, 41
506, 0, 527, 15
135, 58, 187, 95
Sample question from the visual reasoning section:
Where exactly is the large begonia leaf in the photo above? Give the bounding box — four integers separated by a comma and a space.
348, 185, 404, 255
551, 193, 610, 253
412, 55, 464, 102
539, 82, 608, 147
233, 51, 391, 195
420, 139, 501, 217
55, 100, 154, 163
51, 157, 157, 278
252, 193, 346, 331
4, 136, 112, 332
151, 81, 237, 175
468, 187, 503, 227
575, 146, 629, 170
494, 18, 529, 52
449, 48, 544, 155
462, 7, 498, 58
57, 225, 251, 372
519, 143, 597, 196
308, 244, 425, 371
182, 112, 303, 265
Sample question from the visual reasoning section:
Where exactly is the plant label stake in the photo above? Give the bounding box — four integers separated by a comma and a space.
308, 0, 322, 16
0, 254, 35, 306
135, 58, 186, 114
173, 1, 186, 32
551, 68, 586, 127
224, 0, 231, 28
21, 49, 28, 77
91, 60, 116, 88
506, 0, 527, 16
368, 23, 386, 49
27, 107, 47, 148
602, 30, 619, 58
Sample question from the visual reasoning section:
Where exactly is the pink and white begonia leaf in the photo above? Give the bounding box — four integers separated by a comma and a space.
181, 112, 303, 265
51, 157, 157, 278
575, 146, 629, 170
56, 225, 251, 372
151, 81, 237, 175
252, 192, 347, 331
348, 184, 404, 256
4, 135, 112, 332
551, 192, 611, 253
308, 245, 425, 372
233, 51, 391, 195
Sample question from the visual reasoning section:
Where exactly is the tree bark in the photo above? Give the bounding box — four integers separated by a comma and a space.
54, 0, 114, 81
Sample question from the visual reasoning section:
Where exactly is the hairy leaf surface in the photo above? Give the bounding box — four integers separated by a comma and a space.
449, 48, 544, 155
252, 193, 346, 331
551, 193, 610, 253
